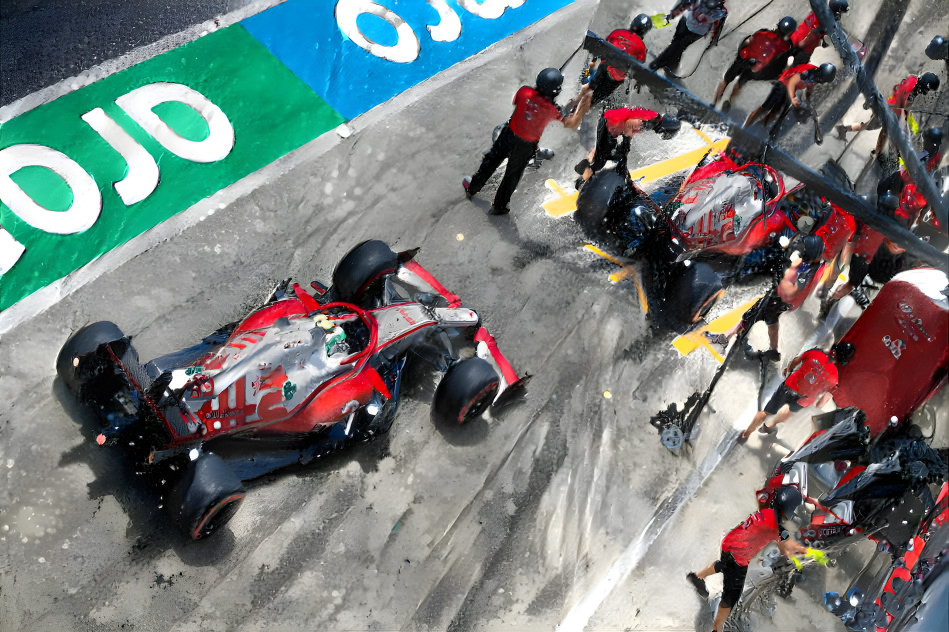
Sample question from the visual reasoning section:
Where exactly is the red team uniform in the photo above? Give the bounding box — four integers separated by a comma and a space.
783, 349, 840, 407
814, 203, 857, 261
589, 29, 647, 105
713, 508, 786, 608
789, 12, 824, 61
508, 86, 564, 142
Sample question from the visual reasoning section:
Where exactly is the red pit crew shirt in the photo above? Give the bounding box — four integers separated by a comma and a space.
815, 204, 856, 260
602, 107, 658, 136
722, 509, 782, 566
508, 86, 563, 143
790, 12, 823, 54
741, 30, 791, 72
784, 349, 839, 407
604, 29, 647, 80
779, 63, 817, 87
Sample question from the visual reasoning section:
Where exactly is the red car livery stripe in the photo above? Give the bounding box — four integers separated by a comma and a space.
404, 260, 462, 308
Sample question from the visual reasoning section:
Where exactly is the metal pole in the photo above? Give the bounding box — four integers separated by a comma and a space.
581, 31, 948, 274
809, 0, 948, 229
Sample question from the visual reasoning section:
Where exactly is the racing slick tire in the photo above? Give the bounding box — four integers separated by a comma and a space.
666, 262, 724, 325
332, 240, 400, 307
56, 321, 128, 394
575, 169, 628, 237
167, 453, 246, 541
432, 357, 500, 426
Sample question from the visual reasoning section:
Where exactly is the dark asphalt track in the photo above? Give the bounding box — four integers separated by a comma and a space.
0, 0, 261, 106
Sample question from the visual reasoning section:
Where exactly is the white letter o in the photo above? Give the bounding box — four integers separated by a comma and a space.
335, 0, 420, 63
0, 144, 102, 234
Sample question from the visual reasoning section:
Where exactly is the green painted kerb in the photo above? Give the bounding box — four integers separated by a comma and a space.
0, 25, 344, 312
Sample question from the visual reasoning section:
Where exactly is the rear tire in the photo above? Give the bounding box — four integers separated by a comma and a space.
332, 240, 399, 307
56, 321, 127, 394
167, 453, 245, 541
432, 358, 500, 426
665, 262, 724, 325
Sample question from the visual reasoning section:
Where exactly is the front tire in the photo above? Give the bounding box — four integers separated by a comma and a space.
664, 262, 724, 326
432, 358, 500, 426
575, 169, 628, 238
167, 453, 245, 541
56, 321, 127, 394
332, 240, 399, 307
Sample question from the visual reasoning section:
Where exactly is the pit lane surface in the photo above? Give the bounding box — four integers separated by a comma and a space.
1, 1, 947, 631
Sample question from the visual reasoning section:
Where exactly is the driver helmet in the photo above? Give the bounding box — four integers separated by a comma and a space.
777, 17, 797, 36
630, 13, 652, 36
832, 341, 855, 366
829, 0, 849, 18
773, 485, 804, 523
916, 72, 940, 95
536, 68, 564, 99
817, 62, 837, 84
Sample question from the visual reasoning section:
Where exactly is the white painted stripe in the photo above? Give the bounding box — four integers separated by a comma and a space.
557, 318, 837, 631
557, 402, 757, 632
0, 0, 286, 123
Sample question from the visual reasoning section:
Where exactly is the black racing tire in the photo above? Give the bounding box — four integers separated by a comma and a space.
575, 169, 628, 238
432, 358, 500, 426
56, 321, 127, 394
332, 240, 399, 307
167, 453, 245, 541
666, 262, 725, 325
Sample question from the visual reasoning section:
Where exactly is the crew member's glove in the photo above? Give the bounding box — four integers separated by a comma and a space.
652, 113, 681, 139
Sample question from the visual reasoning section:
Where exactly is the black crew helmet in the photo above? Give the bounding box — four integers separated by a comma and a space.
653, 113, 681, 140
777, 16, 797, 36
817, 62, 837, 83
536, 67, 564, 99
877, 191, 900, 216
773, 485, 804, 522
923, 127, 944, 157
829, 0, 849, 18
832, 341, 856, 366
917, 72, 940, 94
926, 35, 948, 61
630, 13, 652, 36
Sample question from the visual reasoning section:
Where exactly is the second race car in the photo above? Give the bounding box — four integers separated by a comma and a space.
574, 145, 792, 330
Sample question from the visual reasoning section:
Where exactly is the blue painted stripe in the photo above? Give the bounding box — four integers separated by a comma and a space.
242, 0, 574, 121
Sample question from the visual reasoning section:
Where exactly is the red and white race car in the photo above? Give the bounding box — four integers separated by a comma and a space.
57, 240, 529, 540
574, 148, 796, 329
